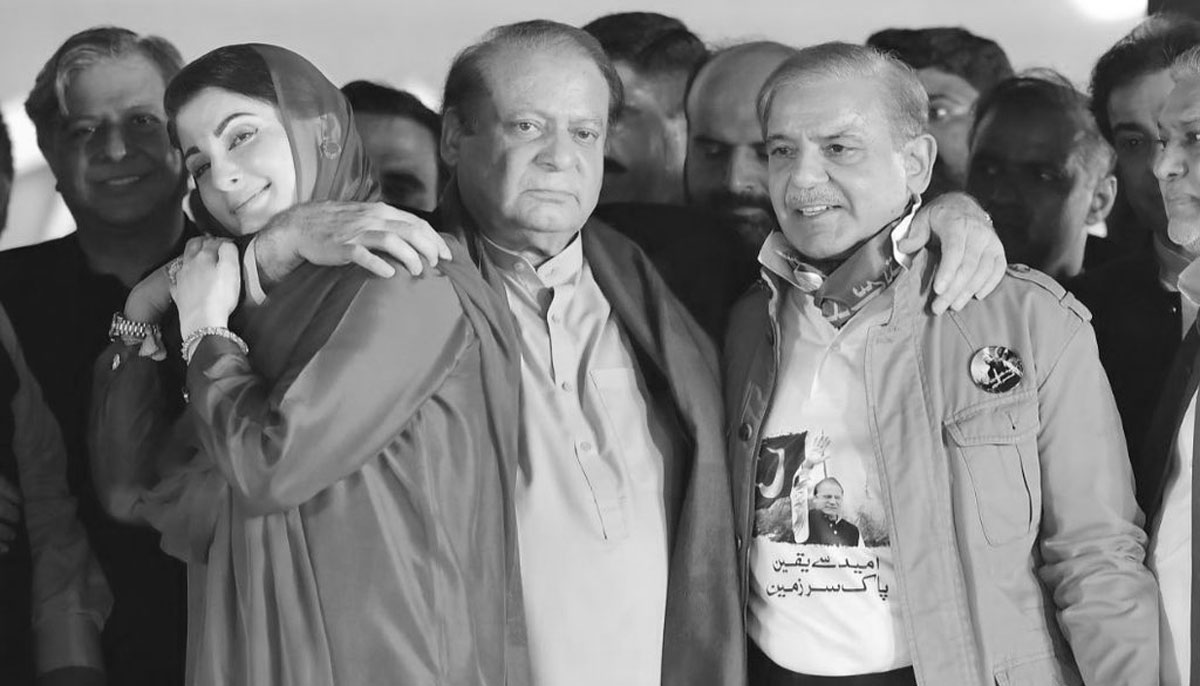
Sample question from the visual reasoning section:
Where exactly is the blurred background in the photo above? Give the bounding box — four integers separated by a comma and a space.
0, 0, 1187, 250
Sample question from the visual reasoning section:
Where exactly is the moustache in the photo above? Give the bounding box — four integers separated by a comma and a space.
783, 192, 845, 211
712, 189, 773, 214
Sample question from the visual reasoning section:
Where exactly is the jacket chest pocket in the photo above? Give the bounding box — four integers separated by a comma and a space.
946, 393, 1041, 546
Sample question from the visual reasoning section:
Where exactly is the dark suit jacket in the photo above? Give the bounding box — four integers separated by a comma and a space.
804, 509, 861, 547
1069, 249, 1182, 515
1137, 325, 1200, 524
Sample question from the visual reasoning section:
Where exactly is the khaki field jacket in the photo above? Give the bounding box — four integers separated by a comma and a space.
723, 249, 1158, 686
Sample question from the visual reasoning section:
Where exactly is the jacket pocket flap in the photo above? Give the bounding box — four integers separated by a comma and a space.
947, 392, 1039, 447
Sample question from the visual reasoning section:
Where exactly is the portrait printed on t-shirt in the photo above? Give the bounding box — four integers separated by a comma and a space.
752, 429, 893, 603
754, 430, 888, 547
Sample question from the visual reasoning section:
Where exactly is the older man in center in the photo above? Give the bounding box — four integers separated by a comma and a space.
724, 42, 1157, 685
215, 20, 738, 685
254, 20, 1004, 686
435, 21, 741, 685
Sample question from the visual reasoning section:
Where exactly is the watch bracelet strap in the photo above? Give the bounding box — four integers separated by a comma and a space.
110, 312, 162, 341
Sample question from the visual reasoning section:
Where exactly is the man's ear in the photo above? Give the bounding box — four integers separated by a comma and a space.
902, 133, 937, 196
1086, 172, 1118, 226
441, 107, 466, 168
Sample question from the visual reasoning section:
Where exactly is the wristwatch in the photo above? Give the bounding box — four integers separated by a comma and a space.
108, 312, 161, 343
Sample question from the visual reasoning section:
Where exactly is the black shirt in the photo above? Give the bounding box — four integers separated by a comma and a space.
0, 229, 194, 685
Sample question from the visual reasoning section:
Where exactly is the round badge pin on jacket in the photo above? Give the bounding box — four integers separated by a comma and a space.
970, 346, 1024, 393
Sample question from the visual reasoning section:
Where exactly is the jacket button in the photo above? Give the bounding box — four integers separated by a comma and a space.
738, 423, 752, 441
736, 535, 743, 553
766, 329, 775, 346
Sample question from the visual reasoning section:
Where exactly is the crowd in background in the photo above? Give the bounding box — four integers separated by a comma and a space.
1, 6, 1200, 686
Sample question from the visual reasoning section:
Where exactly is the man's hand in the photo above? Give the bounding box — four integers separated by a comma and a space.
123, 267, 173, 325
898, 192, 1006, 315
254, 202, 452, 292
0, 473, 21, 554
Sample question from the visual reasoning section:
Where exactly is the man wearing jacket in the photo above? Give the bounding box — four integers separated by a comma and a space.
724, 42, 1158, 685
1143, 43, 1200, 686
239, 21, 1005, 686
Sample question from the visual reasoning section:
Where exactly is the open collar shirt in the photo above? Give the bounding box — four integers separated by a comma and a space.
479, 231, 676, 686
1149, 255, 1200, 686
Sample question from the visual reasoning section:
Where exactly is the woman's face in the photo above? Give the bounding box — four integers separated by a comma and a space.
175, 87, 297, 235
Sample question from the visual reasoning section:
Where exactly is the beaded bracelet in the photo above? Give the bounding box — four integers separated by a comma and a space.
181, 326, 249, 365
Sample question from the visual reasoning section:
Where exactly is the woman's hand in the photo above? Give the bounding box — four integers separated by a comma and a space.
170, 237, 242, 338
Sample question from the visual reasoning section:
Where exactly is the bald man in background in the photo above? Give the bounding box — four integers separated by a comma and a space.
685, 41, 796, 263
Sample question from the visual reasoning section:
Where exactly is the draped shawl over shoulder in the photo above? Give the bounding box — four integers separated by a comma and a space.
91, 44, 528, 686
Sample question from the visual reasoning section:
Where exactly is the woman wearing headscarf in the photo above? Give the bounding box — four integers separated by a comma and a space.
89, 44, 528, 686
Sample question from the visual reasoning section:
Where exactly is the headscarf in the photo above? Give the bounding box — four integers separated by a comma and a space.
186, 44, 379, 237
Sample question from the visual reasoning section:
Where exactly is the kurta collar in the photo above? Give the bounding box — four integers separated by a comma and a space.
479, 231, 584, 291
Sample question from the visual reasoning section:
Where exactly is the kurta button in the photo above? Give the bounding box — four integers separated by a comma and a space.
735, 535, 743, 552
738, 423, 752, 441
766, 329, 775, 346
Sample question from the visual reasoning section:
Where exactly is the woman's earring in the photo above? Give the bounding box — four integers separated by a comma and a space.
320, 139, 341, 159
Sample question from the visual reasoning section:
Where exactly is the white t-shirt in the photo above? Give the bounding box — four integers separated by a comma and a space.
748, 284, 911, 676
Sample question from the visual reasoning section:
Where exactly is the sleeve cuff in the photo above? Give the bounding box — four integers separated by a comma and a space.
186, 335, 250, 397
243, 237, 268, 306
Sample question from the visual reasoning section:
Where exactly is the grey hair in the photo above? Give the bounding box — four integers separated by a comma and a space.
442, 19, 624, 130
25, 26, 183, 151
756, 41, 928, 145
1171, 44, 1200, 82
